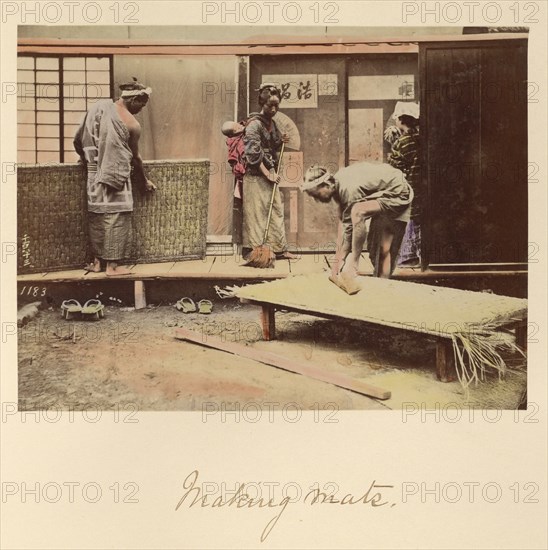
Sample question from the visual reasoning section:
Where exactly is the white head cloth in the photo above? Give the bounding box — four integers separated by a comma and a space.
391, 101, 420, 120
301, 164, 333, 192
120, 87, 152, 98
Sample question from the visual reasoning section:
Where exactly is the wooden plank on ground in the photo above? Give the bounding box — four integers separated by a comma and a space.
174, 326, 391, 400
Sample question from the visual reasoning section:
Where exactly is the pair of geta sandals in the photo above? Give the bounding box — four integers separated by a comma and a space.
175, 298, 213, 314
61, 299, 105, 320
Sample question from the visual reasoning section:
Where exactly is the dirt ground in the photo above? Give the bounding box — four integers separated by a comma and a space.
17, 298, 527, 412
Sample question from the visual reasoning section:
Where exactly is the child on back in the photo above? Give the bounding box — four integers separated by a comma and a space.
222, 121, 246, 198
221, 121, 245, 138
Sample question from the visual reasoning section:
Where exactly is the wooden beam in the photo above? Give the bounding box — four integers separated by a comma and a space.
17, 263, 528, 284
436, 340, 457, 383
261, 305, 276, 341
18, 43, 418, 55
515, 320, 528, 352
17, 33, 527, 55
134, 281, 147, 310
174, 327, 391, 400
17, 33, 527, 48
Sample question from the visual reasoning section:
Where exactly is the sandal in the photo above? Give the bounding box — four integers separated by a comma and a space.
198, 299, 213, 314
81, 299, 105, 320
61, 299, 82, 320
176, 297, 197, 313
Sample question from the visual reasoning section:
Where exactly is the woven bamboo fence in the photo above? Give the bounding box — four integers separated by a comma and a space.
17, 160, 210, 274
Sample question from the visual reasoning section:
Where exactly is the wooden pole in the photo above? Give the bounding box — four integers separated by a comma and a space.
134, 281, 147, 310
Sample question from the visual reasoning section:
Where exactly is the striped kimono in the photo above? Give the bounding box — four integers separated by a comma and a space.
74, 100, 134, 261
388, 129, 421, 264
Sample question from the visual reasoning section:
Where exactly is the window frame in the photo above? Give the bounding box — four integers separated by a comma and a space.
17, 53, 114, 164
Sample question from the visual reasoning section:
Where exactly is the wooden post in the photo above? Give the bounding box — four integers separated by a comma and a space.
134, 280, 147, 310
436, 339, 456, 382
515, 321, 527, 352
261, 305, 276, 341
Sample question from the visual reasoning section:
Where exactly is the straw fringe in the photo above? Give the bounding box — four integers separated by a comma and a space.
450, 321, 526, 392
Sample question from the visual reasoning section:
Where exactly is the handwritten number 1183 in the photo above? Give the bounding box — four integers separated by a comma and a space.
20, 286, 46, 297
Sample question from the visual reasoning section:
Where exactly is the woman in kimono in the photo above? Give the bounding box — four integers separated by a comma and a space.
387, 103, 421, 266
242, 83, 296, 261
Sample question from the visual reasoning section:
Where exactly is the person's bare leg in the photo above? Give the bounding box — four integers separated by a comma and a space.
342, 201, 383, 278
378, 228, 395, 279
85, 257, 102, 272
341, 219, 367, 278
105, 261, 133, 276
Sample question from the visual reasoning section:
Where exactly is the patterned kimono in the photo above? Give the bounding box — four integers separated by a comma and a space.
242, 114, 288, 253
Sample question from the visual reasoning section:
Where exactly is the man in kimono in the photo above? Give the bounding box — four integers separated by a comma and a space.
74, 78, 156, 276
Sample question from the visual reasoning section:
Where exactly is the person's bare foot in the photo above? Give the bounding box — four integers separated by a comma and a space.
340, 262, 358, 278
85, 258, 102, 272
105, 262, 133, 276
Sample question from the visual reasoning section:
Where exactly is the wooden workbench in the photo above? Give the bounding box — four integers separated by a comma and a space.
236, 274, 528, 382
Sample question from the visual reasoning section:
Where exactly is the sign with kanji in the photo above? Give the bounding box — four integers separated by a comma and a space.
262, 74, 318, 108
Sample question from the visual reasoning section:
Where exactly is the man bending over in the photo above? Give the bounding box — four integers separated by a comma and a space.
301, 162, 413, 279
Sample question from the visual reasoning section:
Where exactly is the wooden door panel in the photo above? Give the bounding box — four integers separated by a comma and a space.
479, 44, 528, 264
420, 40, 527, 267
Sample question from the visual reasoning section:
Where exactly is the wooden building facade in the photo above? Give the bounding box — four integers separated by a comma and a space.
17, 29, 528, 273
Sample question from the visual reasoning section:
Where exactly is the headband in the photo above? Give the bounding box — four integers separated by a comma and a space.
121, 87, 152, 98
301, 165, 333, 191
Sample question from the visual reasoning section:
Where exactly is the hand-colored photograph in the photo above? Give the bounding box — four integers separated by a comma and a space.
17, 24, 529, 412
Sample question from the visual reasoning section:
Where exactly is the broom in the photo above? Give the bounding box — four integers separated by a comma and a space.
243, 142, 285, 268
